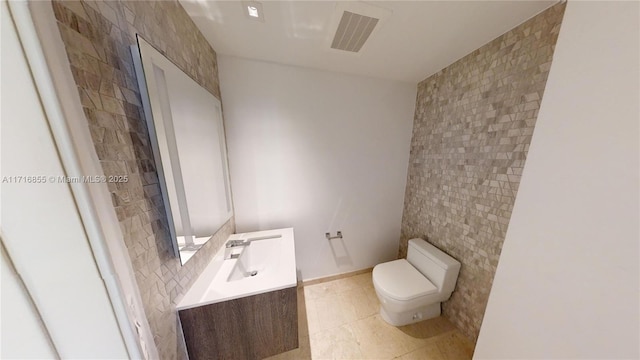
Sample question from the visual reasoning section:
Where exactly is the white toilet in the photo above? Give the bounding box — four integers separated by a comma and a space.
372, 238, 461, 326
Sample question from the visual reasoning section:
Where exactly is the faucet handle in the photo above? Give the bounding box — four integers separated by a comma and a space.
226, 239, 245, 248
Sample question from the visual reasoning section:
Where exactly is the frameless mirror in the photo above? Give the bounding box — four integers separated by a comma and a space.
132, 35, 233, 265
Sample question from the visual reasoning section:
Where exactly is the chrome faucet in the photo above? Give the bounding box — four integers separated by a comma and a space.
224, 239, 250, 259
226, 239, 249, 248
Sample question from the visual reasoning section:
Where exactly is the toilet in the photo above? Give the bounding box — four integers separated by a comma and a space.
372, 238, 461, 326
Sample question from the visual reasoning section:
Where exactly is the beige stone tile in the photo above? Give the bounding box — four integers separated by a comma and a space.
305, 282, 339, 300
330, 275, 364, 293
313, 292, 358, 332
350, 314, 419, 359
305, 297, 322, 336
341, 286, 378, 320
434, 331, 474, 360
97, 1, 119, 26
101, 95, 125, 116
397, 316, 457, 341
397, 342, 445, 360
82, 88, 103, 110
120, 86, 141, 106
302, 273, 473, 360
310, 324, 362, 360
58, 24, 99, 59
362, 282, 378, 303
265, 335, 312, 360
309, 329, 336, 359
123, 4, 135, 25
61, 1, 90, 21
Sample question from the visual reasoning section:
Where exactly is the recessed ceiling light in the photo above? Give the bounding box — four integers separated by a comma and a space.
247, 6, 259, 17
242, 1, 264, 22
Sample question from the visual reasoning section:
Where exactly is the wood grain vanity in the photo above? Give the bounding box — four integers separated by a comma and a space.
179, 286, 298, 360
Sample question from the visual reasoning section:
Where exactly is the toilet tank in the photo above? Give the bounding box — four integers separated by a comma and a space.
407, 239, 461, 295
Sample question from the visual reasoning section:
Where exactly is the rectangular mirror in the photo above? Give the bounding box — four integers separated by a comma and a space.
132, 35, 233, 265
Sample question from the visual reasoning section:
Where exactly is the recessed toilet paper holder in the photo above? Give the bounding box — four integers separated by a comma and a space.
325, 231, 343, 240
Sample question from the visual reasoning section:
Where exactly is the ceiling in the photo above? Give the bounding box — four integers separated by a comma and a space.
180, 1, 558, 83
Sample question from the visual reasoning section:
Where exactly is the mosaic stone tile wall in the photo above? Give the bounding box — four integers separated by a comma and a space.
400, 3, 565, 342
51, 1, 234, 358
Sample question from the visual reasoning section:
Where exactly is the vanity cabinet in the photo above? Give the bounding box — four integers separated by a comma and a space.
178, 286, 298, 360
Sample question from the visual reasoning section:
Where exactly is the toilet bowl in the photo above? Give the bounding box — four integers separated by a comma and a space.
372, 238, 460, 326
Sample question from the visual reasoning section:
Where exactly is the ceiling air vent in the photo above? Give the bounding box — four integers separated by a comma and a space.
330, 11, 380, 53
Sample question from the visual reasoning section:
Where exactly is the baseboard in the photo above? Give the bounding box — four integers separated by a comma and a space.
299, 267, 373, 287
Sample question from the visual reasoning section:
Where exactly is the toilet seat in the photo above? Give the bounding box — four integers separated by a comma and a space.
373, 259, 438, 301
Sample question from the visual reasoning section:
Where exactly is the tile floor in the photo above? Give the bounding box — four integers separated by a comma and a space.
266, 271, 475, 360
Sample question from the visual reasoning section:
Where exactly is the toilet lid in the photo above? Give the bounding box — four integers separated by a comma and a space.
373, 259, 438, 301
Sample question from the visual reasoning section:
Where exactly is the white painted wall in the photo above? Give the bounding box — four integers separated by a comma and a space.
1, 246, 58, 359
475, 1, 639, 358
219, 56, 416, 279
